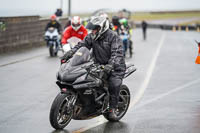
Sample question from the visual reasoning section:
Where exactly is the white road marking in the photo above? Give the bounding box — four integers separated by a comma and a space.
72, 117, 106, 133
134, 78, 200, 109
130, 33, 166, 108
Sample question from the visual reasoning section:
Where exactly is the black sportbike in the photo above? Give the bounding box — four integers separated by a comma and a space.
49, 47, 136, 129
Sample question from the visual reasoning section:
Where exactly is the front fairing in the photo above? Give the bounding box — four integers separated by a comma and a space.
57, 61, 93, 82
57, 47, 92, 82
45, 28, 59, 39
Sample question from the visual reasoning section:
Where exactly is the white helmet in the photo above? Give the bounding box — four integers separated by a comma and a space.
86, 16, 109, 41
98, 12, 108, 19
71, 16, 82, 31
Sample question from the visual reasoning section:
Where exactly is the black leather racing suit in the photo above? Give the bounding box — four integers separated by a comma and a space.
71, 29, 126, 109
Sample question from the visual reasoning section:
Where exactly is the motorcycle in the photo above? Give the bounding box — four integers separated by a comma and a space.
49, 47, 136, 129
44, 27, 61, 57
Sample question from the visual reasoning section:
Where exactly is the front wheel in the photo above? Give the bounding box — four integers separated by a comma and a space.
103, 85, 131, 122
49, 44, 57, 57
49, 92, 76, 129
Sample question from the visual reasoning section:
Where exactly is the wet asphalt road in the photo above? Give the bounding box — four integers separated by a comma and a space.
0, 29, 200, 133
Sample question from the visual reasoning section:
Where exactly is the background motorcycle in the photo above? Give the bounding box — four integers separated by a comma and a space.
49, 47, 136, 129
44, 27, 61, 57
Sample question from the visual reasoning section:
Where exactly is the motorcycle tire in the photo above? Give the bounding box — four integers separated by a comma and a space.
54, 51, 58, 56
49, 92, 74, 129
103, 84, 131, 122
49, 45, 55, 57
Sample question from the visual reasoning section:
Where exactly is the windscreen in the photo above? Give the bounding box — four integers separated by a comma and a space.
67, 37, 82, 48
70, 47, 90, 66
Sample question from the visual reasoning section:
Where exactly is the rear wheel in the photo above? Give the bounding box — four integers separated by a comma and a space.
49, 92, 75, 129
103, 85, 131, 122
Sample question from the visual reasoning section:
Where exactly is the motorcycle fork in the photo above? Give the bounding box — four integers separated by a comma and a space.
101, 94, 110, 113
99, 86, 110, 113
63, 92, 77, 114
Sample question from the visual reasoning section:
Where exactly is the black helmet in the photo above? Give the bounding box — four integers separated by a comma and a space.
112, 16, 120, 26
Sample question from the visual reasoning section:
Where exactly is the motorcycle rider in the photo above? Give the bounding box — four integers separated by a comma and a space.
112, 15, 121, 35
119, 18, 133, 58
45, 15, 62, 34
61, 16, 126, 119
61, 16, 88, 45
45, 14, 62, 50
120, 25, 130, 57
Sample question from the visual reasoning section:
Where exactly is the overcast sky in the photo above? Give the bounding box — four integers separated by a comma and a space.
0, 0, 200, 17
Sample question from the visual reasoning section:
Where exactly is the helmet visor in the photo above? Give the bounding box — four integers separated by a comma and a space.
72, 23, 80, 27
86, 22, 100, 30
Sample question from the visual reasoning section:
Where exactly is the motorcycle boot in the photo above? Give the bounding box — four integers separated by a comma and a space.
108, 108, 118, 121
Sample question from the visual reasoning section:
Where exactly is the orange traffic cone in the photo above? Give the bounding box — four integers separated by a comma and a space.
195, 41, 200, 64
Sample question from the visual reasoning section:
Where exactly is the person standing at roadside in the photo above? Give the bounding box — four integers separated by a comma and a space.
55, 8, 63, 17
141, 20, 147, 40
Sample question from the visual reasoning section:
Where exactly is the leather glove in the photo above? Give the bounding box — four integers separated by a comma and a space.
104, 64, 113, 74
60, 50, 74, 63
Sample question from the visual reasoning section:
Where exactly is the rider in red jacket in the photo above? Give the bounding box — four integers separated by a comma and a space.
61, 16, 88, 45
